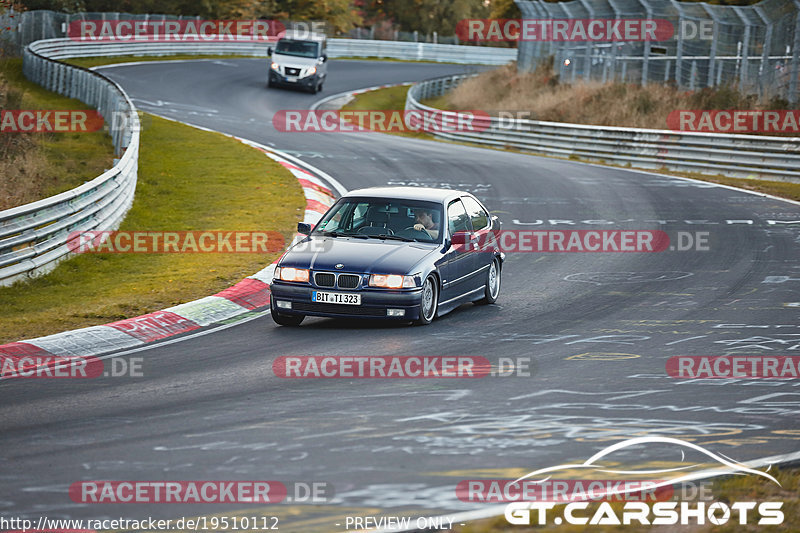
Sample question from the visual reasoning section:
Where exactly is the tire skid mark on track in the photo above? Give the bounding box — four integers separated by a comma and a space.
0, 124, 340, 378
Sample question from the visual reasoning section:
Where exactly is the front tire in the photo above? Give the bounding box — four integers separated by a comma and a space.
415, 275, 438, 325
271, 301, 304, 326
475, 257, 501, 305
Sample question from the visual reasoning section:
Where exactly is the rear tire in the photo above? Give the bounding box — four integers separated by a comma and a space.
271, 301, 304, 326
415, 275, 438, 325
475, 258, 501, 305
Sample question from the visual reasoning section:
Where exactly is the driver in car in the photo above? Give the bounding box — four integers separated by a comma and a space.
413, 208, 440, 239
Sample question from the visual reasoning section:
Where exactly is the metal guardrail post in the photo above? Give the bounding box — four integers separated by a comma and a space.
406, 74, 800, 184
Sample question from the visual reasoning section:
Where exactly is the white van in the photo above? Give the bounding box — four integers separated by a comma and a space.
268, 31, 328, 94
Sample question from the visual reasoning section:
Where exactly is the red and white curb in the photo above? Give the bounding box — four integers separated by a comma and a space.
0, 130, 342, 374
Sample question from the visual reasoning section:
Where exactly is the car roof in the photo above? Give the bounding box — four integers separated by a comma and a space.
342, 187, 470, 204
277, 30, 327, 42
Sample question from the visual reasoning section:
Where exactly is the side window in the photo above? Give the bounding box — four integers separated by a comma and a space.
350, 203, 369, 229
447, 199, 472, 236
462, 196, 490, 231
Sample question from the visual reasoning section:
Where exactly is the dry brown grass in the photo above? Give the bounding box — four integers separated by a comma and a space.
0, 59, 114, 211
436, 61, 793, 132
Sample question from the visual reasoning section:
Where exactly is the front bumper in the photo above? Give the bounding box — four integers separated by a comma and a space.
270, 281, 423, 320
269, 70, 319, 88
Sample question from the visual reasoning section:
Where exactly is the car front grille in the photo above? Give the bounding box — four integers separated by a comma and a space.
337, 274, 360, 289
285, 67, 301, 76
314, 272, 361, 289
293, 302, 384, 317
314, 272, 335, 287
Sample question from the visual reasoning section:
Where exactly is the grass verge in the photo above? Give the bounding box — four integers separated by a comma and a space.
63, 54, 261, 69
0, 58, 115, 210
454, 466, 800, 532
343, 84, 800, 202
339, 84, 433, 140
0, 113, 304, 344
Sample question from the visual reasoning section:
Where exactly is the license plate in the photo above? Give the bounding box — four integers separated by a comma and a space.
285, 76, 298, 83
312, 291, 361, 305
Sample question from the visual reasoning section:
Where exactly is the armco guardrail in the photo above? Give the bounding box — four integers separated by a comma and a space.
22, 38, 516, 65
406, 75, 800, 182
1, 38, 511, 288
0, 41, 140, 287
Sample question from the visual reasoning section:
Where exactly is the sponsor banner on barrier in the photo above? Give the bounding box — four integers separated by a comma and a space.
272, 109, 490, 133
273, 356, 492, 378
667, 356, 800, 379
667, 110, 800, 134
67, 231, 285, 254
1, 110, 104, 133
456, 18, 673, 42
67, 20, 284, 41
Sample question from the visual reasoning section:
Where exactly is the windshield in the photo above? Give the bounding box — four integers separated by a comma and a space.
314, 198, 444, 243
274, 39, 320, 58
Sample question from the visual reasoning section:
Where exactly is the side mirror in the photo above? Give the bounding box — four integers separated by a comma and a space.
297, 222, 312, 235
321, 54, 328, 63
267, 47, 273, 56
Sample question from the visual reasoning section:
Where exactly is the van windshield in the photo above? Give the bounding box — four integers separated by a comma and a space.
275, 39, 320, 58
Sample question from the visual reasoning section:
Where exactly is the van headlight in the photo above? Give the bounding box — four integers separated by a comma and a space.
271, 62, 279, 70
306, 66, 316, 76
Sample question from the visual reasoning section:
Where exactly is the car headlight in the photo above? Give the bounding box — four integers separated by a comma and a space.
271, 62, 279, 70
369, 274, 415, 289
306, 66, 316, 76
275, 267, 309, 282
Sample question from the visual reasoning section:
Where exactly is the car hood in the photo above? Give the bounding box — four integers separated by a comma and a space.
272, 54, 319, 68
280, 236, 438, 274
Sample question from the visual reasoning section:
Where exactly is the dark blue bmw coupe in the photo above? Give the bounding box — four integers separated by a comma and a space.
269, 187, 503, 326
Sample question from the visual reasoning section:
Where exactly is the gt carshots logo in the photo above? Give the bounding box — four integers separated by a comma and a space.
272, 110, 490, 133
506, 437, 784, 526
505, 500, 783, 526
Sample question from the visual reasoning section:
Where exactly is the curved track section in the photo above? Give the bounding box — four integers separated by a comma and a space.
2, 59, 799, 530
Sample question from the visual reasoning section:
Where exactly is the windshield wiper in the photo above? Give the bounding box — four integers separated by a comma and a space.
318, 231, 368, 239
366, 234, 414, 242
